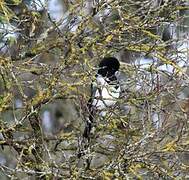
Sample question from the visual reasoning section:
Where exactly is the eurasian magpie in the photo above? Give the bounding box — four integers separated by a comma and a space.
83, 57, 121, 139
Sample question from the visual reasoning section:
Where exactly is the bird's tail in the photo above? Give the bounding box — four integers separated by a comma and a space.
83, 98, 94, 139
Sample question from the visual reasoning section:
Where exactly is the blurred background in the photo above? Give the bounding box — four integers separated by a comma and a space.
0, 0, 189, 179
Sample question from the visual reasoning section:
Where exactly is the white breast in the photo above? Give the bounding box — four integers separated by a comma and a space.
92, 76, 120, 112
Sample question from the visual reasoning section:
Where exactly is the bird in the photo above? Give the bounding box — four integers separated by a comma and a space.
83, 57, 121, 139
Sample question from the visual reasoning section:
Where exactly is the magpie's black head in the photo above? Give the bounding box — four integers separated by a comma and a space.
98, 57, 120, 79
